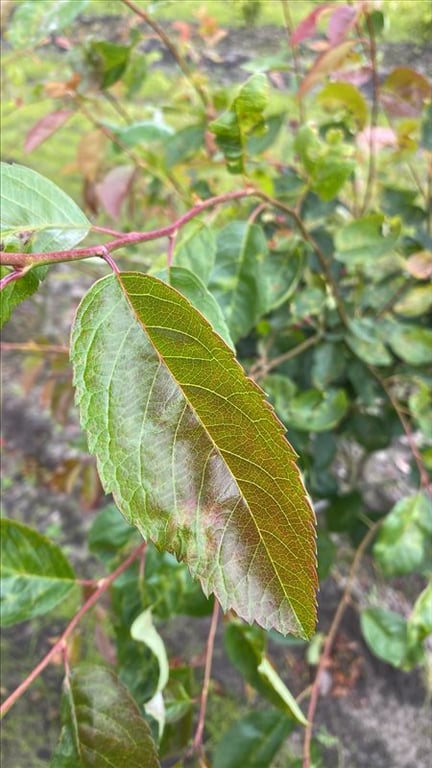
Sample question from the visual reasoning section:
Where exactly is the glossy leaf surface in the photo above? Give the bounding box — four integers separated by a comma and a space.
0, 519, 76, 626
71, 272, 317, 637
51, 665, 160, 768
0, 162, 90, 253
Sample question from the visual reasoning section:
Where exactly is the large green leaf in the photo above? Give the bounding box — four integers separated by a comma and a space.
0, 163, 90, 253
213, 710, 293, 768
373, 493, 432, 576
264, 381, 348, 433
50, 665, 160, 768
71, 272, 317, 637
209, 221, 272, 341
210, 74, 269, 173
7, 0, 88, 48
0, 519, 76, 626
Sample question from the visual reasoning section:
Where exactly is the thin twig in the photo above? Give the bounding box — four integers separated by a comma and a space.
258, 192, 350, 327
250, 333, 322, 381
193, 600, 220, 756
302, 521, 382, 768
0, 542, 147, 719
0, 188, 256, 271
368, 367, 432, 493
360, 11, 379, 215
121, 0, 210, 110
280, 0, 305, 123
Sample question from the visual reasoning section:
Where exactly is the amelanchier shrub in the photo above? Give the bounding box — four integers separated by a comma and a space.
1, 1, 431, 767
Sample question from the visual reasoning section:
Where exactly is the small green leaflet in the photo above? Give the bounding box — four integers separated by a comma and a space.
71, 272, 317, 637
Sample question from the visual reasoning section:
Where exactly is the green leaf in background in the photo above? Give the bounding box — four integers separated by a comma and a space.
111, 120, 174, 148
270, 387, 349, 433
318, 82, 368, 129
394, 285, 432, 317
409, 381, 432, 439
420, 103, 432, 150
0, 265, 48, 329
209, 221, 271, 341
0, 519, 76, 626
165, 124, 206, 167
257, 657, 308, 726
213, 710, 293, 768
87, 41, 130, 90
384, 319, 432, 365
312, 342, 346, 388
71, 272, 317, 637
144, 545, 213, 619
345, 318, 393, 366
50, 665, 160, 768
0, 163, 90, 253
89, 503, 138, 562
156, 266, 234, 349
373, 493, 432, 576
335, 214, 401, 267
172, 220, 216, 285
294, 125, 355, 200
266, 236, 307, 310
210, 74, 269, 173
225, 621, 308, 724
407, 581, 432, 648
360, 608, 423, 670
6, 0, 88, 48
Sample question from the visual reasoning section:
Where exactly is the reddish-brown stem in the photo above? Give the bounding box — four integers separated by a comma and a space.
302, 521, 382, 768
360, 12, 379, 215
167, 231, 177, 268
121, 0, 210, 110
92, 224, 123, 237
193, 600, 220, 756
0, 269, 25, 291
0, 188, 255, 271
280, 0, 305, 123
0, 542, 146, 719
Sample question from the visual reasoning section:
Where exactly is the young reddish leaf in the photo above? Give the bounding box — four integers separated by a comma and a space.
291, 3, 334, 45
76, 130, 108, 182
25, 110, 73, 153
95, 165, 135, 219
299, 41, 357, 97
327, 5, 358, 45
381, 67, 432, 117
357, 126, 397, 155
71, 273, 317, 638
